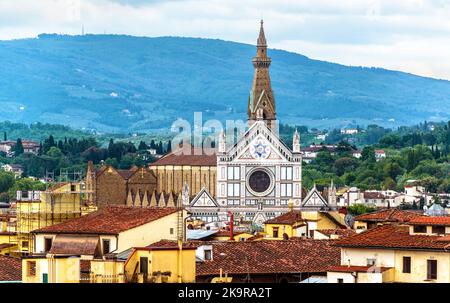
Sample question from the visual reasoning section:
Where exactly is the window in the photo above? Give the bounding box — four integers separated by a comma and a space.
281, 167, 293, 180
102, 239, 110, 255
337, 278, 344, 283
44, 238, 53, 252
227, 183, 240, 197
366, 258, 376, 266
22, 241, 29, 249
227, 167, 240, 180
280, 184, 292, 197
402, 257, 411, 273
204, 249, 212, 260
227, 199, 240, 206
427, 260, 437, 280
272, 227, 279, 238
140, 257, 148, 274
70, 184, 76, 192
432, 225, 445, 234
170, 228, 174, 235
27, 261, 36, 277
413, 225, 426, 233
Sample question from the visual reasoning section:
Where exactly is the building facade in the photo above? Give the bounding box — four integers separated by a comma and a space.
211, 21, 302, 225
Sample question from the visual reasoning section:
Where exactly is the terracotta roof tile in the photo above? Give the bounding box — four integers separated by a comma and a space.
408, 216, 450, 226
264, 211, 304, 225
33, 206, 180, 235
354, 209, 424, 223
0, 255, 21, 281
152, 147, 217, 166
316, 229, 356, 238
335, 224, 450, 251
143, 239, 199, 250
196, 239, 340, 276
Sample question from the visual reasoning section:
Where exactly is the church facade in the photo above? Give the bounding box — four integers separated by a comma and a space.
188, 21, 302, 225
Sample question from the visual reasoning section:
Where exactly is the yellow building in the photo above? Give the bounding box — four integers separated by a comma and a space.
263, 209, 348, 240
328, 216, 450, 283
123, 240, 197, 283
23, 206, 189, 283
15, 182, 95, 254
22, 255, 81, 283
264, 210, 306, 240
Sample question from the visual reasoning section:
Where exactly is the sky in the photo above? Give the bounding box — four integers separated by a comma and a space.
1, 0, 450, 80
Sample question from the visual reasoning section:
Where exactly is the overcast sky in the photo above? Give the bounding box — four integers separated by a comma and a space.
1, 0, 450, 80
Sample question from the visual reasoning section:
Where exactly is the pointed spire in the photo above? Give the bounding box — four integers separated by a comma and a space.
257, 19, 267, 47
293, 128, 301, 153
248, 20, 276, 130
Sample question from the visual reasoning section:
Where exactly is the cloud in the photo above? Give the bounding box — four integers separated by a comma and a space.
0, 0, 449, 79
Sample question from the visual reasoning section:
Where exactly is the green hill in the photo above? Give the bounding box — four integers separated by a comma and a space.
0, 34, 449, 132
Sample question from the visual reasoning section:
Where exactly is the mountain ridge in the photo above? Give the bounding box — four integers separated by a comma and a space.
0, 34, 449, 133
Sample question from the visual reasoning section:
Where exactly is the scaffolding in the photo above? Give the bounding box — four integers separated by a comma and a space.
14, 169, 96, 255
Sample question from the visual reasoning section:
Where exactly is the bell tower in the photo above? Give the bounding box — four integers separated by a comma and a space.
248, 20, 276, 130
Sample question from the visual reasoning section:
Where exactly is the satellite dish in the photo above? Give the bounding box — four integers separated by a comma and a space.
344, 214, 355, 227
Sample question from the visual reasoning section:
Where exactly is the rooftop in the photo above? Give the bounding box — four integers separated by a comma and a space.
408, 216, 450, 226
0, 255, 21, 282
315, 229, 356, 238
33, 206, 180, 235
354, 209, 424, 223
196, 239, 340, 277
143, 239, 199, 250
264, 210, 304, 225
151, 146, 217, 166
335, 224, 450, 251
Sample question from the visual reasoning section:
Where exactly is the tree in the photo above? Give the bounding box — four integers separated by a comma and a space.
138, 141, 148, 151
334, 157, 358, 176
13, 138, 24, 156
361, 146, 376, 162
46, 146, 63, 158
347, 204, 377, 216
3, 132, 6, 141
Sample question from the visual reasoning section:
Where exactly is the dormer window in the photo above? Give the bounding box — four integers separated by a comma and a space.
413, 225, 426, 233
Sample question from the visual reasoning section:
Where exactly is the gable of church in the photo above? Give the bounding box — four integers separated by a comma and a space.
229, 122, 292, 163
302, 188, 329, 208
190, 188, 219, 208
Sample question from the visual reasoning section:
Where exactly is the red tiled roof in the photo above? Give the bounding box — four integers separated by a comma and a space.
151, 147, 217, 166
143, 239, 199, 250
354, 209, 424, 223
335, 224, 450, 251
264, 211, 304, 225
0, 255, 21, 281
328, 265, 392, 273
33, 206, 180, 235
316, 229, 356, 238
409, 216, 450, 226
196, 239, 340, 276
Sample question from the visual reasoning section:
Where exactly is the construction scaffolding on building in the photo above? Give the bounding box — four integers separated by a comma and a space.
14, 169, 97, 255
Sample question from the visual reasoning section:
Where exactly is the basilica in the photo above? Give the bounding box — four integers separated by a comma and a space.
86, 21, 337, 226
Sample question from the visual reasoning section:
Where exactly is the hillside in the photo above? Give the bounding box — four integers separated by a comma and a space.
0, 34, 449, 133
